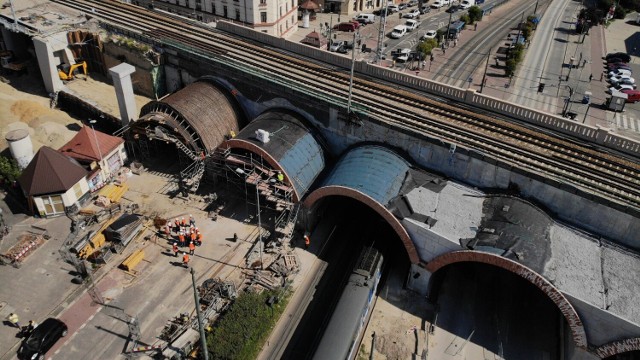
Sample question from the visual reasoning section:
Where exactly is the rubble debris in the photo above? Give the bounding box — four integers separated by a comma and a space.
268, 253, 300, 278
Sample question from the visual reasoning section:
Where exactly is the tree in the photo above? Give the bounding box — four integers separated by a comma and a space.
505, 58, 517, 77
417, 38, 438, 56
468, 6, 482, 22
521, 23, 533, 40
459, 13, 471, 26
0, 156, 21, 184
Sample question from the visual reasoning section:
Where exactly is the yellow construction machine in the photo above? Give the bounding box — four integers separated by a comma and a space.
58, 61, 87, 81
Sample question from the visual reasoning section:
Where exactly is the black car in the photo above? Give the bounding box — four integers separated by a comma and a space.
606, 57, 628, 65
605, 52, 631, 63
446, 5, 460, 13
18, 318, 68, 360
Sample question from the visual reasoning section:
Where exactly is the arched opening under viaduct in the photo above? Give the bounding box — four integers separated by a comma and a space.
600, 340, 640, 359
426, 251, 588, 358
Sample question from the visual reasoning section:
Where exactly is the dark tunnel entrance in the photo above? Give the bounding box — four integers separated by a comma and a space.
282, 196, 411, 358
428, 262, 565, 359
605, 351, 640, 360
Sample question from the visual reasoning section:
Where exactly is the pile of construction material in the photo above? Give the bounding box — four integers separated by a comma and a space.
105, 213, 144, 253
246, 271, 285, 291
268, 253, 300, 278
199, 278, 237, 306
1, 233, 48, 267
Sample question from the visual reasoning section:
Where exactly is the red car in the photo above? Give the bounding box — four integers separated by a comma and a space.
334, 22, 358, 32
621, 89, 640, 103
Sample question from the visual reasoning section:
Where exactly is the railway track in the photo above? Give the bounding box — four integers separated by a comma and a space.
52, 0, 640, 209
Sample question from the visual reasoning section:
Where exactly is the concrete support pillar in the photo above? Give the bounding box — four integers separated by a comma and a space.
32, 36, 64, 93
109, 63, 137, 126
406, 263, 431, 296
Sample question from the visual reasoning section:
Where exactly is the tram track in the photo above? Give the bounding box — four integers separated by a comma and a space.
52, 0, 640, 208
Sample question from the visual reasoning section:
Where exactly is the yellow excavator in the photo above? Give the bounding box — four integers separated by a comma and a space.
58, 61, 87, 81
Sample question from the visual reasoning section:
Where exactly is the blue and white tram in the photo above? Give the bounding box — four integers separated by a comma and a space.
312, 246, 384, 360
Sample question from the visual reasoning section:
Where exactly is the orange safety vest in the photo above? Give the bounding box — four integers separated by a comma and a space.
183, 254, 190, 263
189, 243, 196, 251
172, 244, 178, 253
304, 235, 310, 246
178, 234, 185, 243
198, 233, 203, 241
181, 219, 187, 226
190, 232, 197, 241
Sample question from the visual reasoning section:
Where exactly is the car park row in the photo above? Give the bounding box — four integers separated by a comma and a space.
604, 52, 639, 103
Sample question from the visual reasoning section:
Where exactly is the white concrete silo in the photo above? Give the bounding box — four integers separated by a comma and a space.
5, 129, 34, 169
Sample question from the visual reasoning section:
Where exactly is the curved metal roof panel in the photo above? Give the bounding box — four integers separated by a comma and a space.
322, 145, 410, 206
235, 111, 325, 196
140, 80, 241, 152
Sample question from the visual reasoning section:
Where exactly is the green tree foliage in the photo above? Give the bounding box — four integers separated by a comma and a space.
459, 14, 471, 26
505, 58, 518, 77
521, 23, 533, 40
417, 38, 438, 56
207, 288, 290, 360
468, 6, 483, 23
0, 156, 21, 183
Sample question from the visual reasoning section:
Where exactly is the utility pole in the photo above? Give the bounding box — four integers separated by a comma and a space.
347, 30, 359, 117
255, 185, 263, 270
445, 8, 454, 47
534, 0, 539, 14
480, 50, 491, 93
376, 4, 389, 63
190, 268, 209, 360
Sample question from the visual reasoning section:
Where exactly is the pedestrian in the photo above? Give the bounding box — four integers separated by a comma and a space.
189, 242, 196, 255
392, 59, 396, 68
454, 39, 457, 47
172, 242, 179, 257
599, 72, 603, 82
25, 320, 37, 335
589, 74, 593, 82
164, 224, 171, 239
422, 60, 426, 70
304, 234, 310, 249
189, 214, 195, 227
178, 232, 185, 247
182, 252, 190, 268
474, 23, 478, 31
7, 313, 20, 328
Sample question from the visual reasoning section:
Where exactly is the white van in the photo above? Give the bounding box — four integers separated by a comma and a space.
390, 25, 407, 38
460, 0, 475, 9
355, 13, 376, 24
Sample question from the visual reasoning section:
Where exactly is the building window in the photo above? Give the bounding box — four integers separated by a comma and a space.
223, 5, 227, 17
286, 20, 288, 28
291, 0, 295, 9
236, 9, 241, 20
261, 12, 267, 22
260, 0, 266, 4
279, 6, 282, 17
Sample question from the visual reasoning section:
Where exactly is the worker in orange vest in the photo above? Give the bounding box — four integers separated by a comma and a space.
304, 235, 310, 249
197, 232, 203, 246
178, 232, 185, 247
182, 252, 190, 268
172, 242, 179, 257
173, 218, 180, 233
189, 242, 196, 255
190, 231, 197, 244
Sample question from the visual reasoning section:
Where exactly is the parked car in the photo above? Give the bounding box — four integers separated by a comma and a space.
605, 52, 631, 63
394, 48, 412, 62
354, 13, 376, 24
334, 22, 358, 32
446, 4, 461, 12
608, 69, 632, 78
621, 89, 640, 103
390, 25, 408, 38
422, 29, 437, 40
420, 5, 431, 14
607, 62, 631, 71
408, 0, 419, 6
404, 9, 421, 18
606, 57, 628, 65
608, 84, 636, 93
329, 40, 346, 52
405, 19, 422, 31
387, 4, 400, 12
18, 318, 68, 360
398, 2, 409, 10
431, 1, 445, 8
609, 76, 636, 87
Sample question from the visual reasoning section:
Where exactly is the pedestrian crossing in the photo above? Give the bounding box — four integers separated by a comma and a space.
613, 112, 640, 132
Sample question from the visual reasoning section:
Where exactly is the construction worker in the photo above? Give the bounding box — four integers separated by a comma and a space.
304, 235, 310, 249
7, 313, 20, 328
182, 252, 190, 268
189, 214, 195, 227
172, 242, 179, 257
174, 218, 180, 233
178, 232, 185, 247
277, 171, 284, 183
164, 224, 171, 238
190, 231, 197, 244
197, 232, 203, 246
189, 242, 196, 255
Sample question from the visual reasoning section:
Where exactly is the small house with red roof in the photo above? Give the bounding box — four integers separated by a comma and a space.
18, 146, 91, 217
58, 126, 128, 191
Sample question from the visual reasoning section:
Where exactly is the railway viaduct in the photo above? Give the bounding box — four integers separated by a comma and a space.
3, 3, 640, 358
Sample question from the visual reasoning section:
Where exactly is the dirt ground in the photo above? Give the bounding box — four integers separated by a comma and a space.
0, 70, 151, 154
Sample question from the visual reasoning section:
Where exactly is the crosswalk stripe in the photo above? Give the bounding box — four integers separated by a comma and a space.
615, 113, 640, 132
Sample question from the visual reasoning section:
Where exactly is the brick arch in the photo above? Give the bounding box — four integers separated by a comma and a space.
304, 185, 419, 264
425, 250, 588, 349
595, 338, 640, 358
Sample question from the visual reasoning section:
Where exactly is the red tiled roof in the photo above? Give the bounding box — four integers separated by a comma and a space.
18, 146, 88, 196
58, 126, 124, 162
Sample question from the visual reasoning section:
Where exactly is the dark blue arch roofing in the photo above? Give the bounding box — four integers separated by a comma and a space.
322, 145, 410, 205
235, 110, 326, 197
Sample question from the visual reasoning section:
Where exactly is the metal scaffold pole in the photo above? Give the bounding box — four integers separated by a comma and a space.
191, 268, 209, 360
